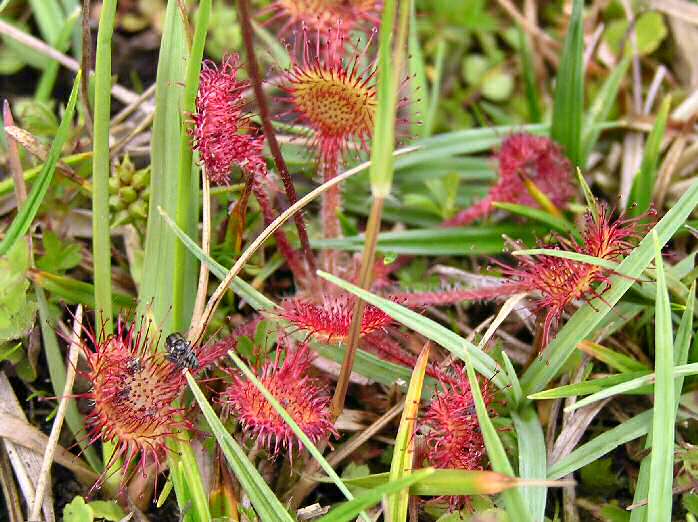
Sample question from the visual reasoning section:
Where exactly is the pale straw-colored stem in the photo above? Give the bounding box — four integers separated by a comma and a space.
30, 306, 83, 521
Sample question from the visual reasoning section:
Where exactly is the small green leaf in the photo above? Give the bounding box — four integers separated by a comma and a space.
36, 231, 82, 273
62, 496, 94, 522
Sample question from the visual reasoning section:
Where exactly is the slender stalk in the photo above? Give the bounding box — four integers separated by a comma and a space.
192, 173, 211, 325
236, 0, 316, 275
30, 306, 83, 521
330, 0, 410, 419
330, 196, 384, 418
81, 0, 94, 131
92, 0, 117, 336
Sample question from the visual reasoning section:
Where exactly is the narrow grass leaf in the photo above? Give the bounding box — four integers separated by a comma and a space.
28, 0, 64, 44
629, 95, 671, 217
548, 409, 652, 479
462, 350, 532, 522
186, 373, 294, 521
501, 352, 522, 405
387, 343, 430, 521
423, 39, 446, 137
580, 55, 630, 164
492, 202, 581, 239
92, 0, 116, 334
319, 470, 434, 522
0, 72, 80, 256
139, 0, 188, 330
313, 224, 547, 256
519, 27, 542, 123
565, 362, 698, 413
512, 406, 547, 521
227, 351, 370, 522
630, 283, 694, 521
576, 340, 650, 372
520, 179, 698, 396
550, 0, 584, 167
172, 0, 211, 331
317, 271, 507, 389
159, 207, 275, 311
35, 8, 79, 102
528, 371, 649, 401
408, 0, 428, 139
331, 469, 518, 496
646, 230, 675, 521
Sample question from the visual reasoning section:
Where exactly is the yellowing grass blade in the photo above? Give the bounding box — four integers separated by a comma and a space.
387, 342, 430, 522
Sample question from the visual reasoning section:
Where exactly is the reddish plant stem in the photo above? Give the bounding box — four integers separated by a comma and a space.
236, 0, 316, 275
321, 149, 342, 240
251, 178, 307, 282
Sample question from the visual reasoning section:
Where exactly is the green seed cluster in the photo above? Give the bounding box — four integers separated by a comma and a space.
109, 155, 150, 228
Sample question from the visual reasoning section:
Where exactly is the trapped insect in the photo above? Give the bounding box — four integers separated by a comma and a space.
165, 332, 200, 370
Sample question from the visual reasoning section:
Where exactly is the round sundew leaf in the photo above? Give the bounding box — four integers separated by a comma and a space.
463, 54, 490, 86
481, 68, 514, 102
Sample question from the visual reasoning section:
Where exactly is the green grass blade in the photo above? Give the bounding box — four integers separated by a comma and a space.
0, 72, 81, 256
529, 371, 649, 401
550, 0, 584, 167
565, 363, 698, 413
186, 373, 293, 522
580, 55, 630, 164
646, 230, 675, 521
35, 7, 79, 102
520, 179, 698, 396
408, 0, 427, 139
313, 224, 548, 256
317, 271, 507, 389
387, 343, 429, 521
630, 283, 694, 522
577, 341, 650, 373
492, 202, 581, 239
368, 0, 401, 197
332, 469, 517, 496
227, 351, 370, 522
547, 409, 652, 479
319, 470, 435, 522
501, 352, 523, 405
28, 0, 64, 45
511, 249, 621, 273
173, 0, 211, 331
518, 27, 542, 123
629, 95, 671, 216
158, 207, 275, 311
423, 39, 446, 137
512, 405, 547, 521
462, 350, 532, 522
92, 0, 116, 335
139, 0, 188, 330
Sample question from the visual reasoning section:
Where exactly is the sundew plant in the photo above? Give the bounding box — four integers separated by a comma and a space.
0, 0, 697, 521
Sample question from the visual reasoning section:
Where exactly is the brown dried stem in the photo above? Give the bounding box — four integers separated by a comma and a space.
236, 0, 317, 275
